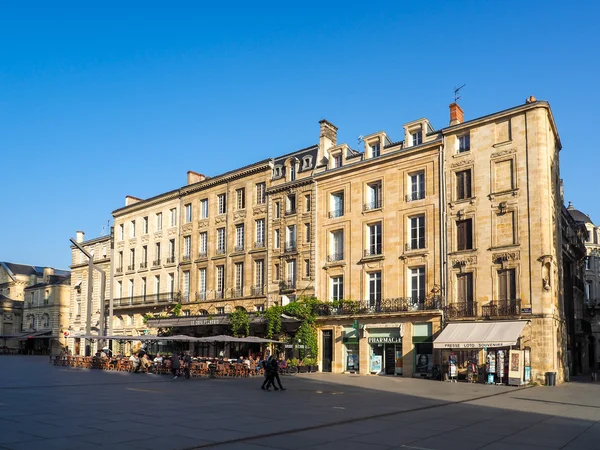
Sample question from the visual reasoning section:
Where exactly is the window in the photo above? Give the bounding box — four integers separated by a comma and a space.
330, 192, 344, 218
456, 273, 474, 312
119, 224, 124, 240
199, 232, 208, 256
274, 229, 280, 249
286, 225, 296, 251
365, 181, 382, 210
116, 280, 122, 299
169, 208, 177, 227
275, 202, 281, 218
586, 281, 592, 301
458, 134, 470, 152
217, 193, 227, 214
141, 246, 148, 267
286, 194, 296, 214
254, 260, 264, 292
235, 263, 244, 296
141, 277, 147, 297
412, 130, 423, 146
235, 224, 245, 251
156, 212, 163, 231
585, 257, 590, 271
200, 199, 209, 219
305, 194, 311, 212
256, 183, 266, 204
410, 267, 425, 303
129, 249, 135, 269
255, 304, 265, 312
183, 236, 191, 260
409, 172, 425, 201
216, 307, 225, 315
304, 259, 310, 278
255, 219, 265, 246
498, 269, 516, 301
154, 243, 161, 265
330, 230, 344, 261
367, 222, 382, 256
236, 188, 245, 209
457, 219, 473, 250
289, 164, 296, 181
217, 228, 226, 254
184, 204, 192, 223
118, 251, 123, 270
370, 143, 380, 158
305, 223, 311, 243
410, 215, 425, 250
333, 154, 343, 168
198, 268, 207, 300
273, 166, 282, 178
154, 275, 160, 297
287, 259, 296, 283
128, 279, 134, 300
368, 272, 382, 307
216, 266, 225, 298
302, 156, 313, 169
274, 263, 280, 281
332, 276, 344, 301
182, 271, 190, 302
456, 170, 472, 200
142, 216, 149, 234
168, 239, 176, 262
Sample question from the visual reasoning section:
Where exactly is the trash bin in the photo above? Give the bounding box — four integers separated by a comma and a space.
545, 371, 556, 386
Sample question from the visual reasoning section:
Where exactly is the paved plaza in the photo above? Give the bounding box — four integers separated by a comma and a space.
1, 357, 600, 449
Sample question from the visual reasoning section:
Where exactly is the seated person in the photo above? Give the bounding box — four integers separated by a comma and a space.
129, 354, 140, 372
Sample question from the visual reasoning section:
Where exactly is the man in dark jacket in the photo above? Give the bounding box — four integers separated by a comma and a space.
171, 353, 180, 379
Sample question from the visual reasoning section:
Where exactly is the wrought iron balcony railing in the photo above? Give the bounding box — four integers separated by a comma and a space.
444, 301, 478, 319
232, 288, 244, 298
316, 297, 442, 316
279, 279, 296, 291
152, 259, 161, 267
113, 292, 180, 307
127, 264, 135, 271
406, 192, 425, 202
198, 251, 208, 258
166, 256, 176, 264
115, 267, 123, 274
234, 245, 245, 252
251, 286, 264, 296
196, 291, 207, 301
216, 248, 226, 255
139, 262, 147, 269
285, 207, 296, 216
182, 254, 191, 262
254, 241, 265, 249
363, 199, 382, 211
215, 290, 224, 299
327, 253, 344, 263
364, 246, 382, 258
482, 299, 521, 317
284, 242, 297, 253
328, 209, 344, 219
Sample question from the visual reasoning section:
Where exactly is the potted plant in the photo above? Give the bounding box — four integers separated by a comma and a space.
308, 358, 319, 373
297, 359, 308, 373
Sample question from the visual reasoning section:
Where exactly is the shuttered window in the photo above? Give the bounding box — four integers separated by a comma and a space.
498, 269, 516, 300
456, 219, 473, 250
456, 170, 472, 200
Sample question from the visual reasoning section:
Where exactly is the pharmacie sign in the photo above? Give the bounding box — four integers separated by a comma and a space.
368, 337, 402, 344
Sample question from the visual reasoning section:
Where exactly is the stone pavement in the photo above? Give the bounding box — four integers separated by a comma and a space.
1, 356, 600, 449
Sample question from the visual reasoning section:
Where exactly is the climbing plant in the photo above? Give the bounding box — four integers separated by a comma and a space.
261, 305, 283, 338
229, 308, 250, 337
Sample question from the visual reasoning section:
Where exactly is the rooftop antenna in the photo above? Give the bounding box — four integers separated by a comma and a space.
101, 220, 109, 237
357, 135, 363, 152
454, 84, 466, 102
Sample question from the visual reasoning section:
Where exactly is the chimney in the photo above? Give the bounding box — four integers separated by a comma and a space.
187, 171, 206, 185
76, 231, 85, 243
526, 95, 537, 104
125, 195, 143, 206
318, 119, 338, 164
449, 103, 464, 126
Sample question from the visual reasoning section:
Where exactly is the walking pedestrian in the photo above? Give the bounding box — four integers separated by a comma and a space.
171, 353, 180, 379
261, 349, 273, 390
272, 354, 286, 391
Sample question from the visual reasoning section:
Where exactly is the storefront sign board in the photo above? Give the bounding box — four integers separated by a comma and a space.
368, 337, 402, 344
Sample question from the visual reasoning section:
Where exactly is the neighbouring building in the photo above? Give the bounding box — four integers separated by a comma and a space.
68, 231, 111, 356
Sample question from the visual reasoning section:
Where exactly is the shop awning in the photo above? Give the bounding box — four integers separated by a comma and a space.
18, 330, 53, 340
433, 321, 526, 349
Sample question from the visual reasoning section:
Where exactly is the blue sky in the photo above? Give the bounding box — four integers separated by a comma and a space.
1, 1, 599, 269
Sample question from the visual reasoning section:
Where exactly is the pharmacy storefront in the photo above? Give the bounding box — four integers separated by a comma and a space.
368, 328, 402, 376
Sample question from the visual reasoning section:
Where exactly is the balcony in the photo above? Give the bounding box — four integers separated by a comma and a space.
198, 251, 208, 259
363, 199, 382, 211
285, 207, 297, 216
254, 241, 265, 249
363, 246, 382, 258
113, 292, 180, 307
251, 286, 264, 296
139, 262, 148, 269
152, 259, 161, 267
215, 290, 224, 299
279, 279, 296, 292
444, 301, 478, 319
127, 264, 135, 271
316, 297, 442, 316
482, 299, 522, 317
196, 291, 207, 301
327, 253, 344, 263
284, 242, 297, 253
216, 248, 226, 256
405, 242, 426, 251
181, 293, 191, 303
115, 267, 123, 274
234, 245, 245, 253
166, 256, 176, 264
328, 209, 343, 219
406, 192, 425, 202
232, 288, 244, 298
182, 254, 191, 262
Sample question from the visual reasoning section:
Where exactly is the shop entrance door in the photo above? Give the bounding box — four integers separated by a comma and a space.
322, 330, 333, 372
384, 344, 396, 375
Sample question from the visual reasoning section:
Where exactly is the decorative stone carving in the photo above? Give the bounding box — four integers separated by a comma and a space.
128, 238, 137, 246
182, 223, 193, 233
167, 228, 177, 236
492, 251, 520, 263
451, 159, 474, 168
141, 235, 149, 243
233, 210, 247, 220
490, 148, 516, 159
451, 256, 477, 271
253, 205, 267, 215
215, 216, 226, 224
154, 232, 163, 240
197, 219, 209, 229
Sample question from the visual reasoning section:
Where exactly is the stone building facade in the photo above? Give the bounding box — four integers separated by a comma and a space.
68, 232, 111, 356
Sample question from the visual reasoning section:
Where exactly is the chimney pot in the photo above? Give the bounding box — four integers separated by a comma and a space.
187, 171, 206, 185
76, 231, 85, 243
449, 103, 464, 126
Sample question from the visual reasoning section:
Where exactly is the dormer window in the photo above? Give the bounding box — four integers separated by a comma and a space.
302, 156, 313, 170
273, 166, 282, 179
411, 131, 423, 146
289, 164, 296, 181
333, 154, 342, 168
370, 143, 380, 158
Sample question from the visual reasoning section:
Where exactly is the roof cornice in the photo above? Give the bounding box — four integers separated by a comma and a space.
266, 177, 313, 194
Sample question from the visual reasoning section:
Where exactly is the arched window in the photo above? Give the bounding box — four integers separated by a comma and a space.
199, 309, 209, 316
235, 306, 246, 312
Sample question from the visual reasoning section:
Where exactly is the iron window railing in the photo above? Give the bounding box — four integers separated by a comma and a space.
251, 286, 264, 296
406, 192, 425, 202
196, 291, 207, 301
364, 246, 382, 257
363, 199, 382, 211
316, 296, 442, 316
279, 279, 296, 291
139, 262, 147, 269
328, 209, 344, 219
254, 241, 265, 249
482, 299, 521, 317
152, 260, 161, 267
198, 251, 208, 258
327, 253, 344, 263
113, 292, 180, 307
443, 301, 478, 319
166, 256, 176, 264
284, 242, 297, 253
